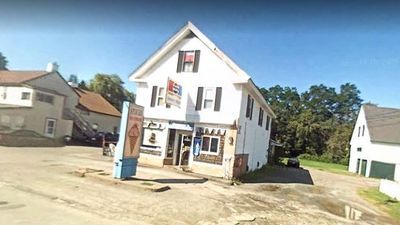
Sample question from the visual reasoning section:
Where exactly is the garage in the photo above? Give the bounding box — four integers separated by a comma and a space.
369, 161, 396, 180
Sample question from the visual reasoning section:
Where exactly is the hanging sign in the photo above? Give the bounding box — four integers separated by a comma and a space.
166, 78, 182, 108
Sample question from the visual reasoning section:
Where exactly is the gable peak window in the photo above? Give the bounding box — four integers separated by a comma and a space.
177, 50, 200, 73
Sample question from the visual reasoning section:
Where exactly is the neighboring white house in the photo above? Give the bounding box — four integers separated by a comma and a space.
73, 87, 121, 136
129, 22, 276, 178
0, 63, 79, 139
349, 104, 400, 182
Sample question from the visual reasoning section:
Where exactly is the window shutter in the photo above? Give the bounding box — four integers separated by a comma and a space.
266, 115, 270, 130
246, 95, 251, 118
193, 50, 200, 72
195, 87, 204, 111
177, 51, 184, 73
150, 86, 158, 107
214, 87, 222, 111
249, 98, 254, 120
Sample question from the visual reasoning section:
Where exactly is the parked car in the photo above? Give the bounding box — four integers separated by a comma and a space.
287, 157, 300, 168
87, 132, 119, 146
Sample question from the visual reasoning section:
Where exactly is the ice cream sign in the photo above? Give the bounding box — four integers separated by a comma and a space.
166, 78, 182, 108
113, 101, 144, 179
123, 105, 144, 158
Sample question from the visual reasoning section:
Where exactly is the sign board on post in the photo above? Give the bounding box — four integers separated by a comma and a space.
113, 101, 144, 179
166, 78, 182, 108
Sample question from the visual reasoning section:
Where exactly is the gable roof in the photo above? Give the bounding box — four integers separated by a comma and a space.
363, 104, 400, 144
129, 21, 250, 82
129, 21, 276, 118
75, 88, 121, 117
0, 70, 50, 84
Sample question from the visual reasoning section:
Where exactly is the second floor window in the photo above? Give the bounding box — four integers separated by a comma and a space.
265, 115, 270, 130
246, 95, 254, 120
258, 108, 264, 126
21, 92, 31, 100
195, 87, 222, 111
36, 92, 54, 105
203, 88, 214, 109
177, 50, 200, 73
157, 87, 165, 106
362, 125, 365, 136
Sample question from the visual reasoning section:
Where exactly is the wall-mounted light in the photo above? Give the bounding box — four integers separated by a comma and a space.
228, 137, 234, 145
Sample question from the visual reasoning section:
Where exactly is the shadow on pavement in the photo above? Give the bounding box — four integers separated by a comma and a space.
241, 166, 314, 185
123, 177, 208, 184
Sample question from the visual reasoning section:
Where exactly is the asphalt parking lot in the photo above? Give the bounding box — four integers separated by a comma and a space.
0, 146, 396, 225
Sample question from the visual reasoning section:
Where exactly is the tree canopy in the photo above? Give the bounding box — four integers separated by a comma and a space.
88, 73, 135, 111
262, 83, 362, 164
0, 52, 8, 70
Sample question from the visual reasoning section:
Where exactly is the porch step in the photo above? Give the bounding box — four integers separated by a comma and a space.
180, 166, 192, 172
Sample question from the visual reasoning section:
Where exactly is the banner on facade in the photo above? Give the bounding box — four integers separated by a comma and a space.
166, 78, 182, 108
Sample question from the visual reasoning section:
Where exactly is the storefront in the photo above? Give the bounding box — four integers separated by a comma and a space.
138, 119, 237, 178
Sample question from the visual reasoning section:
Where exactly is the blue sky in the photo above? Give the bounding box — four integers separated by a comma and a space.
1, 0, 400, 108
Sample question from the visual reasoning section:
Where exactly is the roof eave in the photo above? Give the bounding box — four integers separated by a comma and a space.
129, 21, 251, 82
247, 80, 277, 119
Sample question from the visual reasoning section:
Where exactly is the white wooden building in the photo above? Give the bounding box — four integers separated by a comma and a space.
130, 22, 275, 178
349, 104, 400, 182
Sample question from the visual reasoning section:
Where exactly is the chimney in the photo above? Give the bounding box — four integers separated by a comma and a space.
46, 62, 59, 72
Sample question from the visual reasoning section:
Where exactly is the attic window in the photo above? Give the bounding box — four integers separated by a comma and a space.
177, 50, 200, 73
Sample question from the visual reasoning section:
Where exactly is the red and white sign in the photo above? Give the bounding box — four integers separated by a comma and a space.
184, 52, 195, 63
166, 78, 182, 108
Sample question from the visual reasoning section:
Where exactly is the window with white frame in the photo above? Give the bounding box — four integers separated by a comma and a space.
44, 118, 56, 137
157, 87, 165, 106
177, 50, 200, 73
201, 136, 219, 154
182, 51, 195, 72
203, 88, 214, 109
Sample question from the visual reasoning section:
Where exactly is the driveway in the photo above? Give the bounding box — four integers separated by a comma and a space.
0, 146, 397, 225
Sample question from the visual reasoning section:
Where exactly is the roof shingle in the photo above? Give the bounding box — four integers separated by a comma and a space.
0, 70, 49, 84
75, 88, 121, 117
364, 104, 400, 144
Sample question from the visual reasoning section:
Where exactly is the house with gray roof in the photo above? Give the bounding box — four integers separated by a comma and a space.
348, 104, 400, 182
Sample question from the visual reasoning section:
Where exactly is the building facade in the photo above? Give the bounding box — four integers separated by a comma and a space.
0, 64, 79, 139
72, 88, 121, 139
130, 22, 275, 178
349, 104, 400, 182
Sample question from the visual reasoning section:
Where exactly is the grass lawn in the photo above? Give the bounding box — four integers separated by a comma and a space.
359, 188, 400, 221
283, 158, 351, 175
